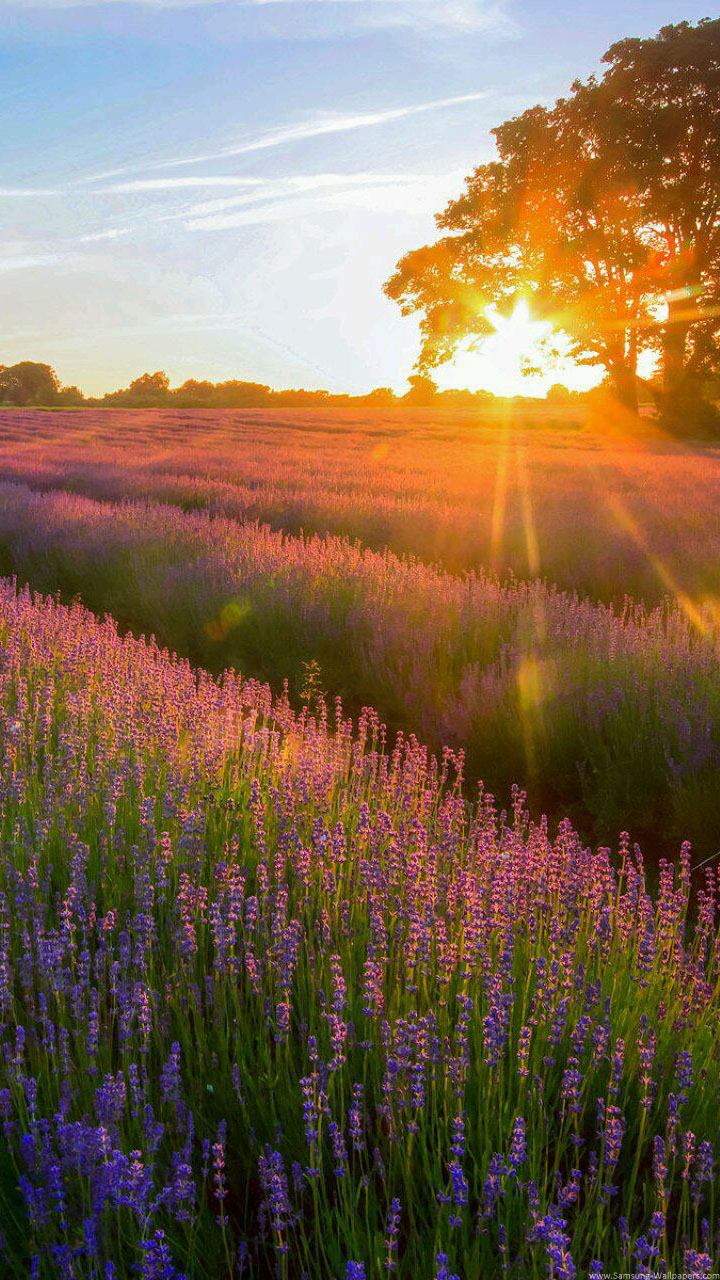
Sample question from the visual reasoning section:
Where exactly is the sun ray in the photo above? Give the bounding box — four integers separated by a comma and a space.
604, 492, 710, 635
489, 427, 510, 570
516, 443, 540, 579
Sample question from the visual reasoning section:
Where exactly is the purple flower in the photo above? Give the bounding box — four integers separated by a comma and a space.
561, 1057, 582, 1115
510, 1116, 526, 1169
159, 1042, 182, 1105
450, 1112, 465, 1160
603, 1104, 625, 1172
696, 1139, 714, 1183
212, 1128, 228, 1227
329, 1120, 348, 1178
384, 1198, 401, 1271
349, 1083, 365, 1153
675, 1049, 694, 1102
258, 1147, 294, 1254
528, 1210, 576, 1280
653, 1136, 668, 1197
435, 1254, 459, 1280
138, 1228, 185, 1280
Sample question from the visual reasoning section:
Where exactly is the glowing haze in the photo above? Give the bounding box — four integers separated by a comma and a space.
0, 0, 710, 396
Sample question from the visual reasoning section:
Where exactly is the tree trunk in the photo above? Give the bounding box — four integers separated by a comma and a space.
662, 295, 691, 395
657, 292, 719, 434
610, 363, 638, 414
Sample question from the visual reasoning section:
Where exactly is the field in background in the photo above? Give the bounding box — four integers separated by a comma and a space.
2, 403, 719, 606
0, 406, 718, 855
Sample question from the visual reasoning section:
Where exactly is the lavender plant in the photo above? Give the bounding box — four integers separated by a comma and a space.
0, 580, 716, 1277
0, 480, 717, 851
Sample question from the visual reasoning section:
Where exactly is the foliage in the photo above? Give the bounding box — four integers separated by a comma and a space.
385, 19, 720, 420
127, 370, 171, 400
0, 362, 523, 410
403, 375, 438, 405
0, 362, 60, 407
593, 21, 720, 391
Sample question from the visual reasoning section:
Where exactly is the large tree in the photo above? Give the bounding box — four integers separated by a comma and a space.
590, 20, 720, 415
127, 371, 170, 401
0, 362, 60, 406
385, 19, 720, 419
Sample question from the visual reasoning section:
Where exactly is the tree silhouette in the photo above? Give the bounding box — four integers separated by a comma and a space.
385, 19, 720, 422
0, 362, 60, 406
588, 20, 720, 420
403, 374, 437, 405
127, 371, 170, 400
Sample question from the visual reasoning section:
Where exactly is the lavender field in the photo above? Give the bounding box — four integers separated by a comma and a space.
0, 408, 719, 1278
1, 580, 719, 1280
2, 406, 719, 606
0, 410, 719, 851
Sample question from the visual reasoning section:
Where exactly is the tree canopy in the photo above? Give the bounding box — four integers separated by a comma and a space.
0, 362, 60, 406
385, 19, 720, 423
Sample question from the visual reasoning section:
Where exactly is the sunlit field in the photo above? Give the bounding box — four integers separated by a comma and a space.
2, 404, 720, 606
0, 405, 719, 1279
0, 408, 719, 852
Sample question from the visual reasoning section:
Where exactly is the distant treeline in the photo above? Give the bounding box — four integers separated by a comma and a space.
0, 361, 596, 411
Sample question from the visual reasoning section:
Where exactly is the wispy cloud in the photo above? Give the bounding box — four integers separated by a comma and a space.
180, 172, 460, 230
79, 169, 461, 235
0, 188, 60, 197
0, 228, 131, 273
159, 92, 490, 168
0, 252, 63, 272
97, 171, 431, 199
74, 227, 130, 242
95, 177, 267, 194
81, 92, 490, 182
0, 170, 461, 266
0, 0, 514, 37
246, 0, 515, 35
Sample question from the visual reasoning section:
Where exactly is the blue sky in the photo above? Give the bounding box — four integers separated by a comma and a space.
0, 0, 712, 395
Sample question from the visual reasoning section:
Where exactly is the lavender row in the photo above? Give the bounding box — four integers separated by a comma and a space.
0, 579, 717, 1277
1, 407, 719, 606
0, 480, 717, 850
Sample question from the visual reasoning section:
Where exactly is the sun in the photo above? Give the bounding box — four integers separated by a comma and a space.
434, 300, 599, 397
487, 300, 548, 351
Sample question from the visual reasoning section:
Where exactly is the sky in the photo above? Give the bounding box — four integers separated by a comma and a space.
0, 0, 713, 396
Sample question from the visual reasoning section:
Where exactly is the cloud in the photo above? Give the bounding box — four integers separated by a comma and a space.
247, 0, 515, 35
0, 170, 460, 270
74, 227, 130, 242
76, 169, 461, 235
0, 252, 64, 272
82, 169, 461, 231
180, 172, 460, 230
0, 188, 60, 197
80, 92, 491, 181
98, 170, 438, 201
95, 177, 267, 194
0, 0, 514, 37
163, 92, 490, 167
0, 228, 131, 273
